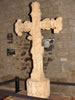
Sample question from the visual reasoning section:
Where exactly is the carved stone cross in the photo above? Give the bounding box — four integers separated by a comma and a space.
15, 1, 62, 98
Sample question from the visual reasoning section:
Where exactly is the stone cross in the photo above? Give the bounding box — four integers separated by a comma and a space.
15, 1, 62, 98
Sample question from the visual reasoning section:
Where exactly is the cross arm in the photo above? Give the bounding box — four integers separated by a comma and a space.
15, 19, 32, 36
40, 17, 63, 33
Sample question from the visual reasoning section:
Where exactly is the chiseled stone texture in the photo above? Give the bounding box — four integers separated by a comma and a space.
0, 0, 75, 97
27, 79, 50, 98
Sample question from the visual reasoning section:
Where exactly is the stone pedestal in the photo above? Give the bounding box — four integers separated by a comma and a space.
27, 78, 50, 98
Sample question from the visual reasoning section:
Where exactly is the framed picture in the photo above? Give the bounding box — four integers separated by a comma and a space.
7, 48, 15, 56
7, 33, 13, 43
43, 39, 54, 48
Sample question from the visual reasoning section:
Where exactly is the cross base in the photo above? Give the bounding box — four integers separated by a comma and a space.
27, 78, 50, 98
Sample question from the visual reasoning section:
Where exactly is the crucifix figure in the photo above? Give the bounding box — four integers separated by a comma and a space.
15, 1, 62, 98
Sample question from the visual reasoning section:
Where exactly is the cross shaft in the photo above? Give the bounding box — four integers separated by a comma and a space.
15, 1, 63, 98
15, 1, 62, 80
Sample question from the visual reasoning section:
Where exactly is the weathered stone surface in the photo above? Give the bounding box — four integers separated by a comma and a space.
15, 1, 62, 98
27, 78, 50, 98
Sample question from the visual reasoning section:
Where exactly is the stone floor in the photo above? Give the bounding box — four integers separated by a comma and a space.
0, 89, 73, 100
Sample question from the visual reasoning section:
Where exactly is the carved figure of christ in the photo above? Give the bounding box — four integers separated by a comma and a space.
15, 2, 62, 81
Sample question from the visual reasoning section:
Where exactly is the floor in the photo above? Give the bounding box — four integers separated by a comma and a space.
0, 89, 73, 100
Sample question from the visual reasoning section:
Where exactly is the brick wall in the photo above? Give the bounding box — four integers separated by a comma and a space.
0, 0, 75, 97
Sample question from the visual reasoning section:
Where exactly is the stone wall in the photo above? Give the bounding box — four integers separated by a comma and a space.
0, 0, 75, 97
